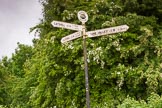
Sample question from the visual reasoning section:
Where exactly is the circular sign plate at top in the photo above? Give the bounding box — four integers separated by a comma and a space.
77, 11, 88, 23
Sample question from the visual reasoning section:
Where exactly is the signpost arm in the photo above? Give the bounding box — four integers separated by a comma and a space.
82, 23, 90, 108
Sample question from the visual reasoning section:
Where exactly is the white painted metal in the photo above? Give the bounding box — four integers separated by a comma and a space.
87, 25, 129, 37
61, 32, 82, 43
77, 11, 88, 23
51, 21, 83, 31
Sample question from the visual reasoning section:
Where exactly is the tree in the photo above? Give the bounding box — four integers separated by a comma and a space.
0, 43, 33, 107
0, 57, 12, 106
8, 43, 33, 108
10, 43, 33, 77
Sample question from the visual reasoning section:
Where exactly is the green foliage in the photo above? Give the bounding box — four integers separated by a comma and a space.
10, 43, 33, 77
0, 57, 13, 106
117, 93, 162, 108
0, 43, 34, 107
0, 58, 9, 105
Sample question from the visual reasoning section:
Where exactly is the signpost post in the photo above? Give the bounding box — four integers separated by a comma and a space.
51, 10, 129, 108
77, 11, 90, 108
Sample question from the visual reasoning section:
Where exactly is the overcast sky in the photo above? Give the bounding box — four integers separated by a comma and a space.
0, 0, 42, 58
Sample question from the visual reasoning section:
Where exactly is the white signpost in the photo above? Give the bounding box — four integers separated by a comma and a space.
77, 11, 88, 23
59, 25, 129, 43
87, 25, 129, 37
51, 21, 83, 31
61, 31, 82, 43
51, 10, 129, 108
